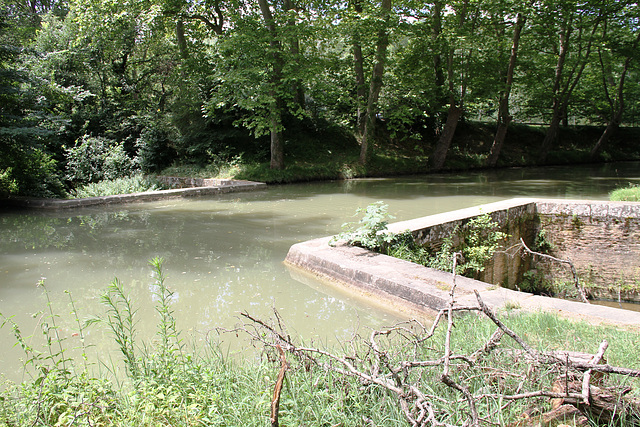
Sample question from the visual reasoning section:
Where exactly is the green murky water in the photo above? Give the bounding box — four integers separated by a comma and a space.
1, 162, 639, 382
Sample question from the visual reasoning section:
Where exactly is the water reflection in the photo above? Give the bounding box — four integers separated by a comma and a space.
1, 162, 639, 382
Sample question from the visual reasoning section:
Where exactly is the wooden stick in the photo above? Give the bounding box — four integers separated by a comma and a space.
581, 339, 608, 405
270, 345, 288, 427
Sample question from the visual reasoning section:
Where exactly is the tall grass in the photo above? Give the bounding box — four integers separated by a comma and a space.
1, 259, 639, 426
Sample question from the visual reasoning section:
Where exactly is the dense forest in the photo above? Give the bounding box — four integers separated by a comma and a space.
1, 0, 639, 198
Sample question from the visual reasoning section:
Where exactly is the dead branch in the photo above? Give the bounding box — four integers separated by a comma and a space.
229, 281, 639, 427
474, 290, 549, 362
519, 237, 589, 304
270, 345, 288, 427
582, 339, 608, 405
440, 252, 480, 426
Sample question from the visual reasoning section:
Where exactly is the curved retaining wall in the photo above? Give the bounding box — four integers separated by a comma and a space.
285, 198, 640, 327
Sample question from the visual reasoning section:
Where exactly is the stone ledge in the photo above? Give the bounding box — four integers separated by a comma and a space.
4, 179, 266, 210
285, 198, 640, 327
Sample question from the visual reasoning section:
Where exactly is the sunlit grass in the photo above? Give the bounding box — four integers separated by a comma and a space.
610, 183, 640, 201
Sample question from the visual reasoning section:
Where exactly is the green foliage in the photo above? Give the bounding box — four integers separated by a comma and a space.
610, 183, 640, 202
331, 201, 397, 251
533, 229, 555, 254
162, 151, 246, 179
135, 123, 178, 173
65, 136, 137, 185
0, 142, 65, 197
457, 214, 508, 276
2, 0, 640, 196
69, 174, 166, 198
0, 167, 17, 196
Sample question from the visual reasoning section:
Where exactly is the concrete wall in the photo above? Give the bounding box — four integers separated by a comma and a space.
5, 179, 266, 209
285, 198, 640, 326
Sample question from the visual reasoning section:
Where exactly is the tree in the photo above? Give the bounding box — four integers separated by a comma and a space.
0, 6, 65, 197
359, 0, 392, 165
257, 0, 285, 169
590, 3, 640, 159
430, 0, 481, 170
485, 7, 527, 167
537, 0, 602, 162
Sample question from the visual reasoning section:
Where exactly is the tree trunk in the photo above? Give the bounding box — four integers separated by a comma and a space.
485, 12, 525, 168
539, 21, 570, 162
540, 13, 600, 162
359, 0, 392, 165
590, 31, 640, 159
430, 1, 476, 170
430, 104, 462, 170
176, 20, 188, 59
431, 0, 447, 130
269, 114, 285, 170
352, 0, 367, 134
258, 0, 285, 170
284, 0, 304, 109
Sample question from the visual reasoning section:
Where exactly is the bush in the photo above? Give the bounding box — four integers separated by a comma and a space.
69, 174, 166, 198
0, 142, 66, 198
333, 202, 507, 278
135, 125, 178, 173
65, 136, 137, 185
0, 167, 18, 196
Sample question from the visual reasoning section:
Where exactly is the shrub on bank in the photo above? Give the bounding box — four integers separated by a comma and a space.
68, 174, 167, 198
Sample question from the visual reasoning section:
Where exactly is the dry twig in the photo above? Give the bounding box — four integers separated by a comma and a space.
518, 238, 589, 304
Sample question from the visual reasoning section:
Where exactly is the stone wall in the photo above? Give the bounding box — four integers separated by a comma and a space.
388, 199, 538, 289
387, 198, 640, 302
536, 201, 640, 301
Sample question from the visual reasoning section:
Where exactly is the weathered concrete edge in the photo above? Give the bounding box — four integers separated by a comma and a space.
285, 198, 640, 328
4, 180, 267, 210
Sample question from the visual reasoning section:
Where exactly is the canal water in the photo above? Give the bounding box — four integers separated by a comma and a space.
1, 162, 638, 382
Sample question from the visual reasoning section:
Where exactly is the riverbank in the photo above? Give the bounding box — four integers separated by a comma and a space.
161, 122, 640, 185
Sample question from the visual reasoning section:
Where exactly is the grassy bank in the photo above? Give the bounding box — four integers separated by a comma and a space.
158, 122, 640, 185
1, 259, 638, 426
610, 183, 640, 201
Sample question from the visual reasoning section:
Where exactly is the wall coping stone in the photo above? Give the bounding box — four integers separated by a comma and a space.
285, 198, 640, 327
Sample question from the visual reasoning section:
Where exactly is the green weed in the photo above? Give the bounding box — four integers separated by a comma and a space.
333, 202, 507, 278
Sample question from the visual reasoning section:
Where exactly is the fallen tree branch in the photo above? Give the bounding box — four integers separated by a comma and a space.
270, 345, 288, 427
230, 284, 639, 426
582, 339, 608, 405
